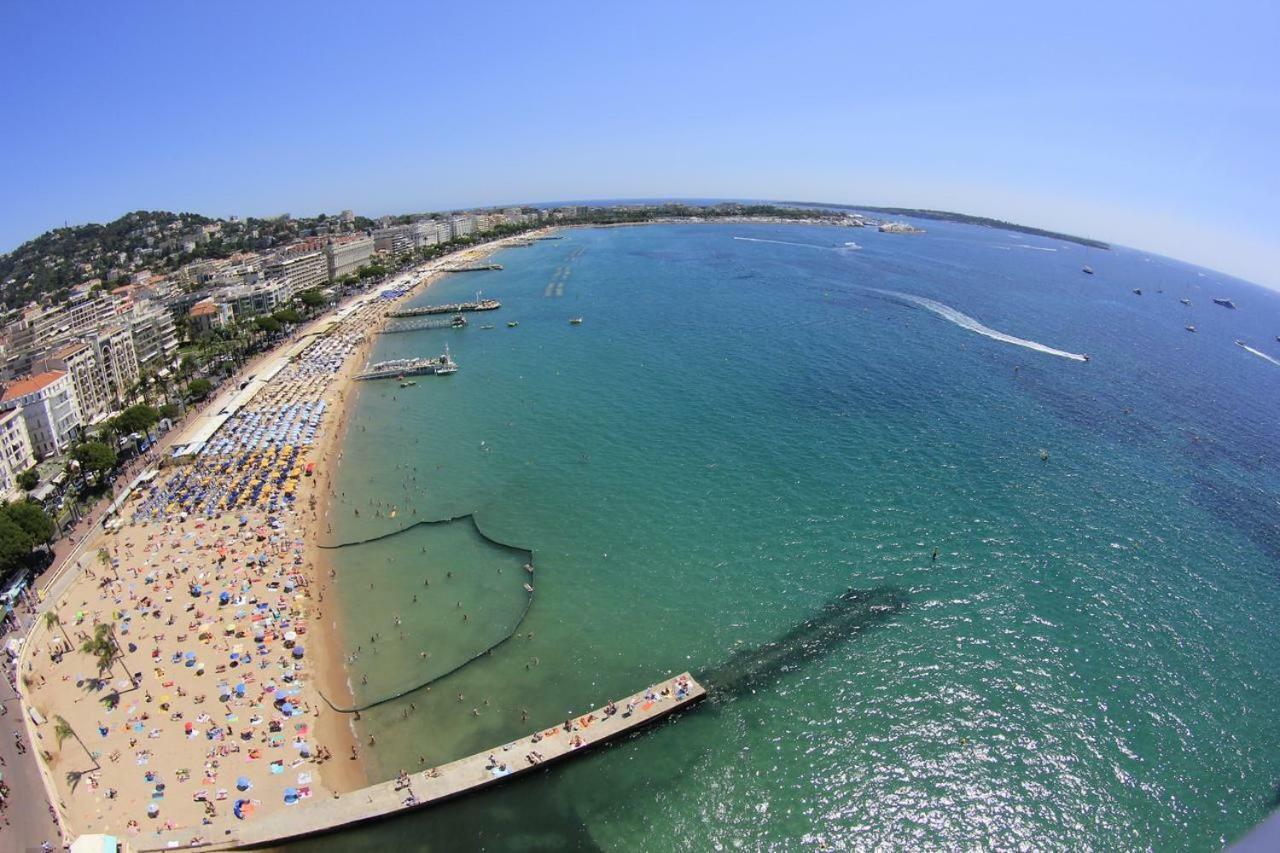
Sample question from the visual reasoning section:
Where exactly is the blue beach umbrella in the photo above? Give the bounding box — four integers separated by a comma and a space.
236, 776, 251, 791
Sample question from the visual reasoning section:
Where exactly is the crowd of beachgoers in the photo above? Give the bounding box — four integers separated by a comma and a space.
14, 290, 395, 845
131, 329, 367, 522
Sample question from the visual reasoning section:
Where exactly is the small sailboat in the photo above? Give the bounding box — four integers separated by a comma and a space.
1185, 325, 1196, 333
1132, 288, 1142, 296
1180, 299, 1192, 306
1082, 266, 1094, 275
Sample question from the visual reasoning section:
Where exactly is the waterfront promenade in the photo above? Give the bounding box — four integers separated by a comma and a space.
136, 673, 705, 851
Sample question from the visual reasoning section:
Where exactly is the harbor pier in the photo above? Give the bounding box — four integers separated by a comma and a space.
388, 298, 501, 318
132, 673, 705, 852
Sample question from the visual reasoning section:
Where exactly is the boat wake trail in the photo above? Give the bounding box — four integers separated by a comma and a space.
991, 244, 1058, 252
1237, 342, 1280, 367
734, 236, 834, 250
871, 288, 1089, 362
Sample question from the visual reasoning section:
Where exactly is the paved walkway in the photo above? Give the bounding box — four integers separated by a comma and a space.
136, 673, 705, 851
0, 617, 61, 852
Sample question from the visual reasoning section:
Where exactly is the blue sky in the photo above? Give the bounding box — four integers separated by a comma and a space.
1, 1, 1276, 287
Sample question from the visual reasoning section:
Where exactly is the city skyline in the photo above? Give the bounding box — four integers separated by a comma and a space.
1, 1, 1276, 288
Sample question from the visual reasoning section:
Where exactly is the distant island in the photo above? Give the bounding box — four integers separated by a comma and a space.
780, 202, 1111, 250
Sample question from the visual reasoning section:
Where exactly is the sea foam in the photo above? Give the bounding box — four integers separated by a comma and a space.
734, 236, 833, 250
872, 289, 1089, 362
1238, 343, 1280, 367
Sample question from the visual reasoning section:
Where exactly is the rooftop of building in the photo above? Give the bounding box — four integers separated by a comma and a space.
49, 341, 92, 360
2, 370, 67, 402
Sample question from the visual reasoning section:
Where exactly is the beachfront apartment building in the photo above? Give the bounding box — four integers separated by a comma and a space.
325, 235, 375, 281
34, 341, 111, 423
0, 407, 35, 500
449, 215, 476, 238
220, 280, 293, 320
411, 221, 441, 249
2, 291, 123, 378
266, 248, 328, 297
128, 300, 180, 367
90, 324, 141, 406
372, 226, 416, 256
189, 298, 233, 333
0, 370, 83, 458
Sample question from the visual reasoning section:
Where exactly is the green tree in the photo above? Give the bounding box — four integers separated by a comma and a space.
253, 316, 283, 335
81, 623, 117, 679
297, 289, 326, 308
71, 441, 118, 482
271, 307, 303, 325
159, 403, 181, 421
0, 511, 36, 574
187, 378, 214, 401
111, 404, 160, 435
54, 715, 76, 749
44, 610, 72, 647
3, 501, 55, 546
17, 468, 39, 491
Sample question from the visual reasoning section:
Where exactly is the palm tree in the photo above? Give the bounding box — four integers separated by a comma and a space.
44, 611, 72, 648
97, 546, 118, 579
53, 715, 99, 777
53, 715, 76, 750
81, 623, 117, 680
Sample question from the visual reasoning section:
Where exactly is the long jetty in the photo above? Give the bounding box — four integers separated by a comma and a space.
388, 298, 501, 318
383, 315, 467, 333
443, 263, 503, 272
133, 673, 705, 852
384, 297, 499, 317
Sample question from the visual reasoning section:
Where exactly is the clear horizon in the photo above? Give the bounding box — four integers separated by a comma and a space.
1, 1, 1276, 289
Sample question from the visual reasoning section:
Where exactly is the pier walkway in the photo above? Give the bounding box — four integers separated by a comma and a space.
132, 673, 705, 852
388, 298, 501, 318
383, 315, 467, 333
443, 262, 503, 272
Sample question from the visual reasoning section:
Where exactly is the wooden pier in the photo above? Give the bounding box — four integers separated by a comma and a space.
388, 299, 501, 318
131, 673, 705, 852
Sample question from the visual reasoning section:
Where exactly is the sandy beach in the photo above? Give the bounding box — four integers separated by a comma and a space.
16, 232, 540, 846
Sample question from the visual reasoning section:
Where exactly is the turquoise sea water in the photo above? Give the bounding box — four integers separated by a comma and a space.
292, 221, 1280, 851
